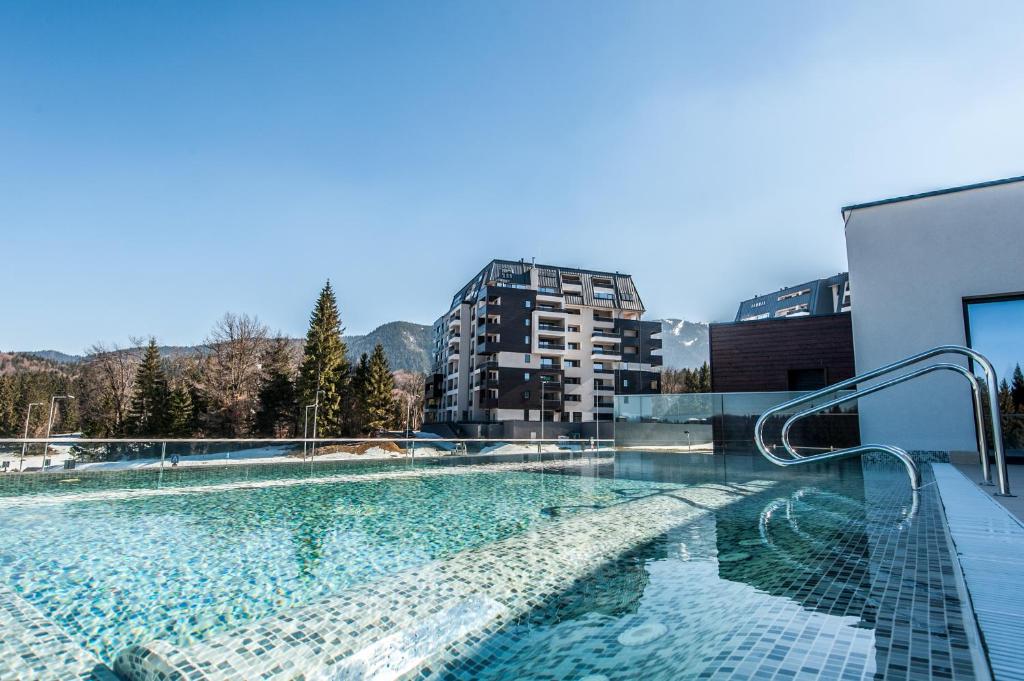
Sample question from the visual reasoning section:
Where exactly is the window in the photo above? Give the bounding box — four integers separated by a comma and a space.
524, 372, 530, 380
524, 300, 532, 309
787, 368, 827, 391
594, 292, 615, 301
565, 376, 581, 385
524, 335, 530, 345
524, 354, 531, 363
965, 294, 1024, 452
650, 380, 658, 390
539, 286, 557, 293
565, 359, 580, 368
623, 379, 629, 387
624, 346, 637, 354
778, 288, 811, 302
524, 318, 530, 326
523, 409, 530, 421
568, 325, 580, 333
568, 342, 580, 350
522, 390, 531, 400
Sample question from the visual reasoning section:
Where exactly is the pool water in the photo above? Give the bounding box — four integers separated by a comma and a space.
0, 453, 979, 680
0, 455, 660, 664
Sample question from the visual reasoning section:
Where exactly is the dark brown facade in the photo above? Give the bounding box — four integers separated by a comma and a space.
709, 313, 855, 393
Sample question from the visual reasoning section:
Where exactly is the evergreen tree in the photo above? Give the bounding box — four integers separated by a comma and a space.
255, 337, 298, 437
296, 281, 351, 437
168, 384, 194, 436
362, 344, 396, 434
350, 352, 371, 435
128, 339, 172, 436
1011, 364, 1024, 412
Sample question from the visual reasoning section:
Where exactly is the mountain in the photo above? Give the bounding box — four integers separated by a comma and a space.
14, 318, 701, 374
657, 319, 709, 370
14, 321, 435, 375
343, 321, 432, 373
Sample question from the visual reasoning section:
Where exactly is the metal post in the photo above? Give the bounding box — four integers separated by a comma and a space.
19, 402, 44, 473
158, 442, 166, 488
539, 388, 544, 454
311, 389, 324, 460
42, 395, 74, 471
303, 405, 315, 461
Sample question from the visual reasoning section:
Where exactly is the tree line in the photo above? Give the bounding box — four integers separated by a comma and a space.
661, 362, 711, 394
997, 364, 1024, 448
0, 281, 424, 440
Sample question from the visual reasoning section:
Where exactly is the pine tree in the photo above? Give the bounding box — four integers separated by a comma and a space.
255, 337, 297, 437
168, 384, 194, 436
128, 339, 172, 436
1011, 364, 1024, 412
297, 281, 351, 437
362, 344, 396, 434
349, 353, 371, 435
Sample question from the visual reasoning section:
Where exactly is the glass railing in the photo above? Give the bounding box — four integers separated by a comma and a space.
614, 391, 859, 454
0, 437, 616, 478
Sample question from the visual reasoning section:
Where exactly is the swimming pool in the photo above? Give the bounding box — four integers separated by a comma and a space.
0, 452, 982, 680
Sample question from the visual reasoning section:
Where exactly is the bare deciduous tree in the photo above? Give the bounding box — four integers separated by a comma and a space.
199, 313, 269, 436
77, 341, 144, 436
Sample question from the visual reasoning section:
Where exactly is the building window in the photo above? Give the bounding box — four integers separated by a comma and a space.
523, 409, 530, 420
568, 342, 580, 350
539, 286, 557, 293
568, 325, 580, 333
524, 354, 531, 363
522, 390, 531, 400
623, 379, 629, 387
524, 300, 532, 309
524, 372, 530, 380
594, 292, 615, 301
524, 335, 530, 344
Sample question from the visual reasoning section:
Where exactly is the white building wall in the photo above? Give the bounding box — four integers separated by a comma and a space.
844, 180, 1024, 452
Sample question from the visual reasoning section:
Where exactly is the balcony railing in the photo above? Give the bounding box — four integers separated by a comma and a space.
537, 323, 565, 332
537, 342, 566, 350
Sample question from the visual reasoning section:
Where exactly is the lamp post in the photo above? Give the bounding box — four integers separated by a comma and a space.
42, 395, 74, 471
303, 404, 316, 461
684, 429, 691, 452
19, 402, 45, 473
310, 389, 325, 459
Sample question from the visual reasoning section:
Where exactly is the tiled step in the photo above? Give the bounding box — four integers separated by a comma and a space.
0, 584, 118, 681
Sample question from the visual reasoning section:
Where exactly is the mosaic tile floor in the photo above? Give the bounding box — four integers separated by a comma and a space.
424, 463, 980, 680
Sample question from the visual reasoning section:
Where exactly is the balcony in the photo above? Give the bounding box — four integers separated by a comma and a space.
593, 383, 614, 392
537, 323, 565, 333
591, 331, 621, 343
591, 348, 622, 361
537, 341, 566, 352
536, 305, 567, 315
474, 360, 499, 373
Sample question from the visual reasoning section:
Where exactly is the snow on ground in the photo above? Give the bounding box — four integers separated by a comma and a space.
0, 434, 600, 473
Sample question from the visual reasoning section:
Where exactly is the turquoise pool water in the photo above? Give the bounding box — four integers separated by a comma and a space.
0, 455, 665, 665
0, 453, 980, 680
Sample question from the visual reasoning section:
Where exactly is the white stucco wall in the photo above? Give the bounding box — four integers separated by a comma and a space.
845, 179, 1024, 452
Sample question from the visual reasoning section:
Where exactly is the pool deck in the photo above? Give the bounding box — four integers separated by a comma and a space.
933, 463, 1024, 681
952, 462, 1024, 522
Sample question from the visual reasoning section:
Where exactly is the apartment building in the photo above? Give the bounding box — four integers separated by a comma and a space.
424, 259, 662, 425
735, 273, 850, 322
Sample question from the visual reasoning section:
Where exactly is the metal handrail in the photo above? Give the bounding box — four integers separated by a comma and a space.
754, 345, 1009, 495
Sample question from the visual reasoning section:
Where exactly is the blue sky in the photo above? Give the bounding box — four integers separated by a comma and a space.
4, 1, 1024, 352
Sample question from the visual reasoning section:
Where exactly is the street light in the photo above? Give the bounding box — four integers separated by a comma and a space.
42, 395, 74, 470
19, 402, 45, 473
310, 389, 325, 459
684, 429, 691, 452
303, 404, 316, 461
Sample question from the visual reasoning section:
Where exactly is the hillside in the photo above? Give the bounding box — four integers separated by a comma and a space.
13, 318, 704, 374
343, 321, 432, 373
13, 321, 434, 374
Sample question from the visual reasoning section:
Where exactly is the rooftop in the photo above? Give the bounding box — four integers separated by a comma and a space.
841, 174, 1024, 216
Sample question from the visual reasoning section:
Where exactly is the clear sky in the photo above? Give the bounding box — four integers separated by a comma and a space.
967, 299, 1024, 382
4, 1, 1024, 353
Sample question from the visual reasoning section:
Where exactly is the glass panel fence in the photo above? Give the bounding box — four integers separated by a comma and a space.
614, 391, 859, 454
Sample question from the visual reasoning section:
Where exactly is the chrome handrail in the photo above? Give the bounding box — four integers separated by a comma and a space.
754, 345, 1009, 495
